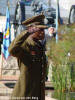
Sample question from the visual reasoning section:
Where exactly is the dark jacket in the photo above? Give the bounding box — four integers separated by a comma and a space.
8, 30, 47, 100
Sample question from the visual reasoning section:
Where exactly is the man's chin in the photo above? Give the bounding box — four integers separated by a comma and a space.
39, 36, 45, 40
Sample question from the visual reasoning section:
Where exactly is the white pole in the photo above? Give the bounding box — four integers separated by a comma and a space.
56, 0, 59, 43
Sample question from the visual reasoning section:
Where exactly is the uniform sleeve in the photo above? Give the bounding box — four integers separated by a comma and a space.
8, 30, 29, 57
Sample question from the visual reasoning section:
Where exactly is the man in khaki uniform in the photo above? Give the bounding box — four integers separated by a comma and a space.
9, 14, 48, 100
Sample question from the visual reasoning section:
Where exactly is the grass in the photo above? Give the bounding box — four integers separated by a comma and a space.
46, 24, 75, 92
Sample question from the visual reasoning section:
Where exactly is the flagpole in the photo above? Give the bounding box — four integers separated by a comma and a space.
7, 0, 9, 7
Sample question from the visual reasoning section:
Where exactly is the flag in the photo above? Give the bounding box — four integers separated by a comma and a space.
2, 6, 11, 59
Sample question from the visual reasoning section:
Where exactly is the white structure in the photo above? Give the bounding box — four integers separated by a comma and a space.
0, 16, 15, 41
59, 0, 75, 18
0, 16, 6, 32
51, 0, 75, 23
51, 0, 75, 17
11, 24, 15, 41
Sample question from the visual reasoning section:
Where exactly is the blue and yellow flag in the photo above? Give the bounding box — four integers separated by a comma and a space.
2, 6, 11, 59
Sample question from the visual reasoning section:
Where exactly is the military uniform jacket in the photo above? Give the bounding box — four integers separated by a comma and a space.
8, 30, 47, 100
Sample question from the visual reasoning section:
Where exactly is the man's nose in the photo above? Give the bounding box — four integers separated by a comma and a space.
41, 31, 44, 33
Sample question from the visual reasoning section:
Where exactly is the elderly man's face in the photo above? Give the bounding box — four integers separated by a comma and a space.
28, 26, 45, 40
34, 29, 45, 40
